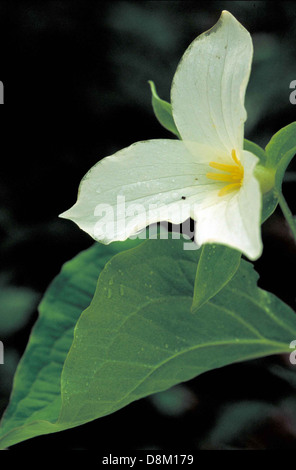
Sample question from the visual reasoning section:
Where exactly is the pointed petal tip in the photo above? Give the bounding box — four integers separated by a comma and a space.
171, 7, 252, 151
220, 9, 251, 34
221, 10, 232, 16
58, 208, 74, 221
243, 238, 263, 261
220, 10, 238, 19
58, 211, 68, 220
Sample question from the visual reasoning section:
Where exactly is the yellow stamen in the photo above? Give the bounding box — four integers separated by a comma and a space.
218, 183, 241, 197
207, 173, 241, 182
206, 149, 244, 197
209, 161, 240, 173
231, 148, 240, 165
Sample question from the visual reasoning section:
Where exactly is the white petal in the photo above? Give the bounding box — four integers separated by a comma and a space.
59, 140, 218, 244
171, 10, 253, 154
192, 150, 262, 260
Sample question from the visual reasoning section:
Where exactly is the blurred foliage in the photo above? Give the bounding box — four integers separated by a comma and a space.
148, 385, 197, 417
0, 284, 39, 336
0, 0, 295, 449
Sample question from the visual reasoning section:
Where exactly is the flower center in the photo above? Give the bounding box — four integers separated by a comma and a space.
206, 149, 244, 197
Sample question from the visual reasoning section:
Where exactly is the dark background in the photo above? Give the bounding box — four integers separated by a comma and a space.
0, 0, 296, 449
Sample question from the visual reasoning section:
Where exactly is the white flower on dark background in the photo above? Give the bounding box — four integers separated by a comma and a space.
60, 11, 262, 260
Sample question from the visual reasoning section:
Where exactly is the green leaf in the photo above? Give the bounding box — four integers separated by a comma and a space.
275, 146, 296, 191
148, 80, 180, 138
2, 237, 296, 448
261, 189, 279, 223
58, 237, 296, 430
260, 122, 296, 222
0, 286, 39, 336
265, 122, 296, 169
265, 122, 296, 194
0, 238, 143, 449
242, 138, 278, 222
244, 139, 266, 164
191, 244, 241, 312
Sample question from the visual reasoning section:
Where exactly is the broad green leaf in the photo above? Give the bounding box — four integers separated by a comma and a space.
265, 122, 296, 194
58, 237, 296, 430
0, 286, 39, 336
275, 146, 296, 190
261, 189, 279, 223
148, 81, 180, 138
265, 122, 296, 169
2, 237, 296, 448
0, 238, 143, 449
260, 122, 296, 222
191, 244, 241, 312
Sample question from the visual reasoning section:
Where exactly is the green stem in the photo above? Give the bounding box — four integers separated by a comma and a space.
277, 191, 296, 242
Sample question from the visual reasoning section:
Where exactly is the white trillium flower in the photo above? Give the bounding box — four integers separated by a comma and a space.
60, 11, 263, 261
